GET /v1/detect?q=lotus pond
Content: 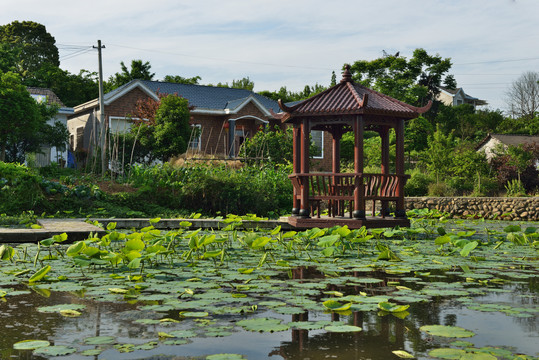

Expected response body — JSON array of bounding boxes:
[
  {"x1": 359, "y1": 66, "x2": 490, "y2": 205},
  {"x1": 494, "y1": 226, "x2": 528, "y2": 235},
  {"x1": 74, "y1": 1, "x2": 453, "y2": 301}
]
[{"x1": 0, "y1": 215, "x2": 538, "y2": 360}]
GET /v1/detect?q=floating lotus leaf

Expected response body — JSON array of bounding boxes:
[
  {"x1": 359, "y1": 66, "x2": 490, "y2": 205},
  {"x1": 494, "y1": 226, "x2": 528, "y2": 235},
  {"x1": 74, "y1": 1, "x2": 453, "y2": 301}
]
[
  {"x1": 33, "y1": 345, "x2": 77, "y2": 356},
  {"x1": 206, "y1": 354, "x2": 245, "y2": 360},
  {"x1": 236, "y1": 317, "x2": 289, "y2": 332},
  {"x1": 84, "y1": 336, "x2": 116, "y2": 345},
  {"x1": 391, "y1": 350, "x2": 415, "y2": 358},
  {"x1": 59, "y1": 309, "x2": 81, "y2": 317},
  {"x1": 168, "y1": 330, "x2": 197, "y2": 338},
  {"x1": 13, "y1": 340, "x2": 50, "y2": 350},
  {"x1": 428, "y1": 348, "x2": 466, "y2": 359},
  {"x1": 325, "y1": 325, "x2": 362, "y2": 332},
  {"x1": 81, "y1": 349, "x2": 103, "y2": 356},
  {"x1": 323, "y1": 299, "x2": 352, "y2": 312},
  {"x1": 37, "y1": 304, "x2": 86, "y2": 313},
  {"x1": 180, "y1": 311, "x2": 209, "y2": 317},
  {"x1": 420, "y1": 325, "x2": 475, "y2": 338},
  {"x1": 459, "y1": 353, "x2": 497, "y2": 360}
]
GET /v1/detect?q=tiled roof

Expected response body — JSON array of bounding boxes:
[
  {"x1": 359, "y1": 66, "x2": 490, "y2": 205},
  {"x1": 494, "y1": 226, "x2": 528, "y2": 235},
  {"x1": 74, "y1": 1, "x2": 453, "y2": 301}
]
[
  {"x1": 477, "y1": 133, "x2": 539, "y2": 149},
  {"x1": 26, "y1": 87, "x2": 65, "y2": 107},
  {"x1": 107, "y1": 80, "x2": 280, "y2": 113},
  {"x1": 279, "y1": 66, "x2": 430, "y2": 122}
]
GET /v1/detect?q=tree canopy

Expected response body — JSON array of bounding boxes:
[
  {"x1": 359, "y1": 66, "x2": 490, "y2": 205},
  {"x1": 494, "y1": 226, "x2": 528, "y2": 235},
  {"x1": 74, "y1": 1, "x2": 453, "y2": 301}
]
[
  {"x1": 105, "y1": 59, "x2": 155, "y2": 92},
  {"x1": 0, "y1": 71, "x2": 57, "y2": 162},
  {"x1": 349, "y1": 48, "x2": 453, "y2": 106},
  {"x1": 0, "y1": 21, "x2": 59, "y2": 77}
]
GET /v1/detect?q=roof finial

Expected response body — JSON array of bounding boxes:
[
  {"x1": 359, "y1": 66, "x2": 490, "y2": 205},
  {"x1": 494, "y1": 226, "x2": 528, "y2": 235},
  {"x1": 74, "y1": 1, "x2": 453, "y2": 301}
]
[{"x1": 341, "y1": 64, "x2": 352, "y2": 83}]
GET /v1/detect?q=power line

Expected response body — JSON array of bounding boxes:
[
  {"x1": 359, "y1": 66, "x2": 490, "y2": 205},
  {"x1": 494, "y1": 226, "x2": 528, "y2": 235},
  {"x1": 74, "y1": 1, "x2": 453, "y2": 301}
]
[
  {"x1": 455, "y1": 56, "x2": 539, "y2": 66},
  {"x1": 107, "y1": 43, "x2": 335, "y2": 71}
]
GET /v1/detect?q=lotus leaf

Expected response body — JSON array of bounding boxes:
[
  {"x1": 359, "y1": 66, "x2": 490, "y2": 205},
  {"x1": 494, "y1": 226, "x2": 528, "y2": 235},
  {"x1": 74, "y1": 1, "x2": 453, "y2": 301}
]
[
  {"x1": 420, "y1": 325, "x2": 475, "y2": 338},
  {"x1": 13, "y1": 340, "x2": 50, "y2": 350}
]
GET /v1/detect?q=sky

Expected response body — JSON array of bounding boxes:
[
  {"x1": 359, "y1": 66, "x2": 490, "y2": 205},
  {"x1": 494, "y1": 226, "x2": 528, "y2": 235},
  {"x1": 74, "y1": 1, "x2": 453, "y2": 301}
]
[{"x1": 2, "y1": 0, "x2": 539, "y2": 111}]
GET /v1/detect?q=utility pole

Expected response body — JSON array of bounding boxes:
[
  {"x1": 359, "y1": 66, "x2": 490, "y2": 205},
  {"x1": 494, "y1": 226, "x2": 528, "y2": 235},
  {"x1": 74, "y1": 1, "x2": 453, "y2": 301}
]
[{"x1": 94, "y1": 40, "x2": 106, "y2": 175}]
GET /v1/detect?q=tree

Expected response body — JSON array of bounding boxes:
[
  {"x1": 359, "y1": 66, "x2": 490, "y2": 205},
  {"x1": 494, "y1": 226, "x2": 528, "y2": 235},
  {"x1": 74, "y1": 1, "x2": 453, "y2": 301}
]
[
  {"x1": 42, "y1": 120, "x2": 69, "y2": 163},
  {"x1": 231, "y1": 77, "x2": 254, "y2": 91},
  {"x1": 0, "y1": 71, "x2": 56, "y2": 161},
  {"x1": 163, "y1": 75, "x2": 201, "y2": 85},
  {"x1": 152, "y1": 94, "x2": 192, "y2": 162},
  {"x1": 0, "y1": 43, "x2": 18, "y2": 73},
  {"x1": 23, "y1": 63, "x2": 98, "y2": 107},
  {"x1": 349, "y1": 48, "x2": 453, "y2": 106},
  {"x1": 505, "y1": 71, "x2": 539, "y2": 120},
  {"x1": 105, "y1": 59, "x2": 154, "y2": 92},
  {"x1": 0, "y1": 21, "x2": 59, "y2": 77}
]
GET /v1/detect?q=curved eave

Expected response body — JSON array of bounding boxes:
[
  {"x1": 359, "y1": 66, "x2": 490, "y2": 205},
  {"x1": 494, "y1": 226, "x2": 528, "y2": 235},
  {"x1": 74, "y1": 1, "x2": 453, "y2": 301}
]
[{"x1": 281, "y1": 107, "x2": 424, "y2": 123}]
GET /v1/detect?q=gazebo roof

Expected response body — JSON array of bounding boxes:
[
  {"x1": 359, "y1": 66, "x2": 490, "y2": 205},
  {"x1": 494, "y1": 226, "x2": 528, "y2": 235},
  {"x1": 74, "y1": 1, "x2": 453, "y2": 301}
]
[{"x1": 276, "y1": 65, "x2": 431, "y2": 122}]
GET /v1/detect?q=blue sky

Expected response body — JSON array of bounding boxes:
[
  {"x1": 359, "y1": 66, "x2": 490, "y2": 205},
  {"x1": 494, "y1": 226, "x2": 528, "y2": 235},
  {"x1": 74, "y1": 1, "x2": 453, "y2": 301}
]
[{"x1": 2, "y1": 0, "x2": 539, "y2": 111}]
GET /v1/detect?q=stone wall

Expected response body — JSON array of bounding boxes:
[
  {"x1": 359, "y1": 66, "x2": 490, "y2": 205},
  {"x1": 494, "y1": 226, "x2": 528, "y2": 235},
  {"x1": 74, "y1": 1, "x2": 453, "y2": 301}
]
[{"x1": 405, "y1": 197, "x2": 539, "y2": 221}]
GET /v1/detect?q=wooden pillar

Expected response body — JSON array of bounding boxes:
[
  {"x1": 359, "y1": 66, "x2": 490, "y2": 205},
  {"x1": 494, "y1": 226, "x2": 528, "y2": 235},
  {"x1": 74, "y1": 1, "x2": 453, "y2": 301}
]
[
  {"x1": 380, "y1": 127, "x2": 390, "y2": 217},
  {"x1": 395, "y1": 119, "x2": 406, "y2": 218},
  {"x1": 331, "y1": 127, "x2": 342, "y2": 217},
  {"x1": 353, "y1": 115, "x2": 365, "y2": 219},
  {"x1": 299, "y1": 119, "x2": 310, "y2": 218},
  {"x1": 332, "y1": 126, "x2": 342, "y2": 174},
  {"x1": 291, "y1": 124, "x2": 301, "y2": 216}
]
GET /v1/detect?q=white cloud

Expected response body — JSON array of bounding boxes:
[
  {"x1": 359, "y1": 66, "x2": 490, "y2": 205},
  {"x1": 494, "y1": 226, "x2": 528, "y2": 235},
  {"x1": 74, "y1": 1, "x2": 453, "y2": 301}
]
[{"x1": 2, "y1": 0, "x2": 539, "y2": 109}]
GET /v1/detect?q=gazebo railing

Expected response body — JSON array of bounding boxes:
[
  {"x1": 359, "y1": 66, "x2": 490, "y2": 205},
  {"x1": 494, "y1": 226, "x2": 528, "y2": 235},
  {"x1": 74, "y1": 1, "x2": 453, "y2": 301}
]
[{"x1": 289, "y1": 173, "x2": 408, "y2": 218}]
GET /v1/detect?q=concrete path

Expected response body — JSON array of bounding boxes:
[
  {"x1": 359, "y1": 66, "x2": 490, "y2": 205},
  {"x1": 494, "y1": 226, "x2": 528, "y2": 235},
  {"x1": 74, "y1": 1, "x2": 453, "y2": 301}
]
[{"x1": 0, "y1": 217, "x2": 294, "y2": 243}]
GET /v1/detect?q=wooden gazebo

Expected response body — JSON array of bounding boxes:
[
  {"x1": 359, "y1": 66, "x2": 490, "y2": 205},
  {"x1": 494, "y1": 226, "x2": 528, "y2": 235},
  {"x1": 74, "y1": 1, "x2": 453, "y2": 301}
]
[{"x1": 276, "y1": 65, "x2": 431, "y2": 229}]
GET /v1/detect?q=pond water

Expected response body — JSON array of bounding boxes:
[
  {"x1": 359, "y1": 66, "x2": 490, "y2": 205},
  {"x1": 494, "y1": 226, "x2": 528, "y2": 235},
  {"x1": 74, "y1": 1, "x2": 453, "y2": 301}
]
[{"x1": 0, "y1": 219, "x2": 538, "y2": 359}]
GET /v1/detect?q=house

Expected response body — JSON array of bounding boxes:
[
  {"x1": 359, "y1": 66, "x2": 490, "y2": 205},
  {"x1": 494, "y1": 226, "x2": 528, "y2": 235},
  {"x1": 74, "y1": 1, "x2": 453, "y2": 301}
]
[
  {"x1": 67, "y1": 80, "x2": 332, "y2": 168},
  {"x1": 476, "y1": 133, "x2": 539, "y2": 161},
  {"x1": 437, "y1": 87, "x2": 487, "y2": 109},
  {"x1": 27, "y1": 87, "x2": 74, "y2": 167}
]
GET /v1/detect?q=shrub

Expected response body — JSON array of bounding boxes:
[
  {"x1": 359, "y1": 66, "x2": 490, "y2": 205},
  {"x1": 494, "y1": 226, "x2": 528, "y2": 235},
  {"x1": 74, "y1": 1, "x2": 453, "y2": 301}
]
[
  {"x1": 405, "y1": 169, "x2": 434, "y2": 196},
  {"x1": 427, "y1": 182, "x2": 453, "y2": 197},
  {"x1": 0, "y1": 162, "x2": 44, "y2": 214}
]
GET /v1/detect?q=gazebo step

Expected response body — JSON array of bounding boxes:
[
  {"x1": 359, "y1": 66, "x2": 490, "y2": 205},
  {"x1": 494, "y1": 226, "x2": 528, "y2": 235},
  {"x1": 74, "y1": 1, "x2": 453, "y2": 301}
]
[{"x1": 287, "y1": 216, "x2": 410, "y2": 230}]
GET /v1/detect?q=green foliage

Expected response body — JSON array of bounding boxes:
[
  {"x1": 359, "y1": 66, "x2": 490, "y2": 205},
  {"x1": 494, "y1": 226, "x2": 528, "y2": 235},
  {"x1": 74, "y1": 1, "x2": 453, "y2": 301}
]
[
  {"x1": 23, "y1": 64, "x2": 98, "y2": 107},
  {"x1": 405, "y1": 169, "x2": 434, "y2": 196},
  {"x1": 0, "y1": 71, "x2": 43, "y2": 161},
  {"x1": 349, "y1": 48, "x2": 452, "y2": 106},
  {"x1": 152, "y1": 94, "x2": 192, "y2": 161},
  {"x1": 105, "y1": 59, "x2": 154, "y2": 92},
  {"x1": 0, "y1": 162, "x2": 43, "y2": 213},
  {"x1": 504, "y1": 179, "x2": 526, "y2": 197},
  {"x1": 240, "y1": 126, "x2": 292, "y2": 165},
  {"x1": 163, "y1": 74, "x2": 201, "y2": 85},
  {"x1": 0, "y1": 21, "x2": 59, "y2": 76}
]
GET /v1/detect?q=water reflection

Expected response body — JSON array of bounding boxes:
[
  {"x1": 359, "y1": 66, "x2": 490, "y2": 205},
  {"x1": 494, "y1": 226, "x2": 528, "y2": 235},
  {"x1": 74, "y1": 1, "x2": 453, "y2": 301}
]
[{"x1": 0, "y1": 264, "x2": 537, "y2": 359}]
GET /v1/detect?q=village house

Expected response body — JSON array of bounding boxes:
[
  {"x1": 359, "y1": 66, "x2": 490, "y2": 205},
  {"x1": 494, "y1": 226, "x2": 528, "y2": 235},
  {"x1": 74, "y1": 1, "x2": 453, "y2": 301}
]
[
  {"x1": 436, "y1": 87, "x2": 487, "y2": 109},
  {"x1": 67, "y1": 80, "x2": 332, "y2": 169},
  {"x1": 476, "y1": 133, "x2": 539, "y2": 164},
  {"x1": 27, "y1": 87, "x2": 73, "y2": 167}
]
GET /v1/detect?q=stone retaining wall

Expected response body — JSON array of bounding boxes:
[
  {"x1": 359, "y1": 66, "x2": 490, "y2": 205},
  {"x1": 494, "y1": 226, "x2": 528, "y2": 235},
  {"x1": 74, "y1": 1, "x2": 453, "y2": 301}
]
[{"x1": 405, "y1": 197, "x2": 539, "y2": 221}]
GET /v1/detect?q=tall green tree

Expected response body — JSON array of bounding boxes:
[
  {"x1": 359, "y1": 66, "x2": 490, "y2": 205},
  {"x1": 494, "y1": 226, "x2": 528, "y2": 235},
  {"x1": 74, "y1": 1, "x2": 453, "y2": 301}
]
[
  {"x1": 152, "y1": 94, "x2": 192, "y2": 162},
  {"x1": 23, "y1": 63, "x2": 98, "y2": 107},
  {"x1": 349, "y1": 48, "x2": 453, "y2": 106},
  {"x1": 163, "y1": 75, "x2": 201, "y2": 85},
  {"x1": 105, "y1": 59, "x2": 154, "y2": 92},
  {"x1": 0, "y1": 21, "x2": 59, "y2": 77},
  {"x1": 0, "y1": 71, "x2": 55, "y2": 161}
]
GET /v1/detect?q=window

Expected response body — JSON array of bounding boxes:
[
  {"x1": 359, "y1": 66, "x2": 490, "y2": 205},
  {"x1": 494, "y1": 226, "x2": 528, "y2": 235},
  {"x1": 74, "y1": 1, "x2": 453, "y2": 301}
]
[
  {"x1": 311, "y1": 130, "x2": 324, "y2": 159},
  {"x1": 188, "y1": 124, "x2": 202, "y2": 151},
  {"x1": 109, "y1": 117, "x2": 133, "y2": 134}
]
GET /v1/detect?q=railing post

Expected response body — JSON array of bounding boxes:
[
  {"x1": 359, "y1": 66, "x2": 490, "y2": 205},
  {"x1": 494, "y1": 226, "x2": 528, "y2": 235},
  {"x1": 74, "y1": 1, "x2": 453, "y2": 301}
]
[{"x1": 291, "y1": 125, "x2": 301, "y2": 216}]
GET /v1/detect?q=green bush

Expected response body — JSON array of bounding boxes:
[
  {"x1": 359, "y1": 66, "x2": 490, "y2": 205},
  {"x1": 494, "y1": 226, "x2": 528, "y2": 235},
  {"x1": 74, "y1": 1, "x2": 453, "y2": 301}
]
[
  {"x1": 0, "y1": 162, "x2": 44, "y2": 214},
  {"x1": 427, "y1": 182, "x2": 453, "y2": 197},
  {"x1": 446, "y1": 176, "x2": 474, "y2": 195},
  {"x1": 405, "y1": 169, "x2": 434, "y2": 196}
]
